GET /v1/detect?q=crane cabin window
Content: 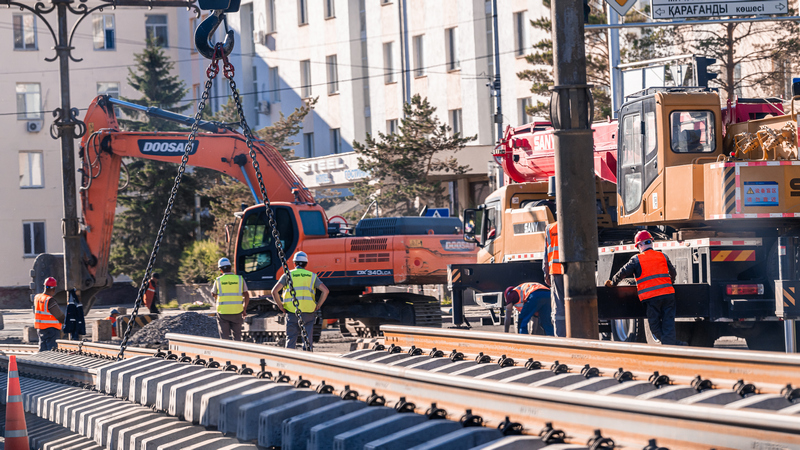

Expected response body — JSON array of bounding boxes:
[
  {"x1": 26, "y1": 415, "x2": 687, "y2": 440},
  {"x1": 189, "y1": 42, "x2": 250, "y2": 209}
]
[
  {"x1": 620, "y1": 113, "x2": 643, "y2": 213},
  {"x1": 240, "y1": 208, "x2": 296, "y2": 273},
  {"x1": 299, "y1": 211, "x2": 326, "y2": 236},
  {"x1": 670, "y1": 111, "x2": 715, "y2": 153}
]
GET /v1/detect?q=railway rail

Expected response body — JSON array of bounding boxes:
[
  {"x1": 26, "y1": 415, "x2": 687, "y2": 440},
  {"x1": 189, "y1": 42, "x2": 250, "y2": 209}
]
[{"x1": 0, "y1": 330, "x2": 798, "y2": 449}]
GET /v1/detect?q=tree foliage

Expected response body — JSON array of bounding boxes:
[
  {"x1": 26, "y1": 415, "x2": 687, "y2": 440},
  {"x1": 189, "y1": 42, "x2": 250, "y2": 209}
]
[
  {"x1": 178, "y1": 240, "x2": 224, "y2": 284},
  {"x1": 352, "y1": 95, "x2": 475, "y2": 217},
  {"x1": 257, "y1": 97, "x2": 318, "y2": 160},
  {"x1": 672, "y1": 16, "x2": 799, "y2": 101}
]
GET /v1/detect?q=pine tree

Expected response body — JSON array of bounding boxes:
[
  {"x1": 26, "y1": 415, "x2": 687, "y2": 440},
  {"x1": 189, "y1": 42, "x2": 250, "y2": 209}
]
[
  {"x1": 352, "y1": 95, "x2": 475, "y2": 217},
  {"x1": 110, "y1": 40, "x2": 204, "y2": 287},
  {"x1": 257, "y1": 97, "x2": 318, "y2": 160}
]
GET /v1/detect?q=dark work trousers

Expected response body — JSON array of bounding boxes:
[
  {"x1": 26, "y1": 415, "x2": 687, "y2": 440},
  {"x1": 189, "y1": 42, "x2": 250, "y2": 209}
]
[
  {"x1": 518, "y1": 290, "x2": 555, "y2": 335},
  {"x1": 550, "y1": 274, "x2": 566, "y2": 337},
  {"x1": 643, "y1": 294, "x2": 677, "y2": 345},
  {"x1": 217, "y1": 313, "x2": 244, "y2": 341},
  {"x1": 37, "y1": 327, "x2": 60, "y2": 352},
  {"x1": 286, "y1": 312, "x2": 316, "y2": 351}
]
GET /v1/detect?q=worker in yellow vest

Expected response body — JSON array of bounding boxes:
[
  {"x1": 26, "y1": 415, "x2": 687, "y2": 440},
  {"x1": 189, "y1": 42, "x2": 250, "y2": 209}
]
[
  {"x1": 211, "y1": 257, "x2": 249, "y2": 341},
  {"x1": 271, "y1": 251, "x2": 329, "y2": 351},
  {"x1": 33, "y1": 277, "x2": 64, "y2": 351}
]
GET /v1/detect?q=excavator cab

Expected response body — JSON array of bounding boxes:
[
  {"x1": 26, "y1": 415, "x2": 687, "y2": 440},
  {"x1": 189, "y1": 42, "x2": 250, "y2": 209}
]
[{"x1": 235, "y1": 205, "x2": 299, "y2": 289}]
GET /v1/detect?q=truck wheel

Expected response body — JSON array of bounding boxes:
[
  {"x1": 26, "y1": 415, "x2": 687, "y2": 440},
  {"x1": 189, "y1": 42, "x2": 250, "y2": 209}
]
[{"x1": 610, "y1": 319, "x2": 644, "y2": 342}]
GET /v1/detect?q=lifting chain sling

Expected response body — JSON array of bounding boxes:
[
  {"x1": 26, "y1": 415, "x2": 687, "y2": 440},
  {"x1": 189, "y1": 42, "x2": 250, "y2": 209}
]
[{"x1": 117, "y1": 44, "x2": 312, "y2": 359}]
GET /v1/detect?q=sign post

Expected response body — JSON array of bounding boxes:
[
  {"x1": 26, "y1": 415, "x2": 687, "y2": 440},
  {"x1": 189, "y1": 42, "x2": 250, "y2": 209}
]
[{"x1": 651, "y1": 0, "x2": 788, "y2": 19}]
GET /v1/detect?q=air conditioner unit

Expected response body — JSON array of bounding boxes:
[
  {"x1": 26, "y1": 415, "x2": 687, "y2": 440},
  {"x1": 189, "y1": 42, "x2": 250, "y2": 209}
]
[
  {"x1": 26, "y1": 121, "x2": 43, "y2": 133},
  {"x1": 253, "y1": 30, "x2": 265, "y2": 46},
  {"x1": 257, "y1": 100, "x2": 271, "y2": 115}
]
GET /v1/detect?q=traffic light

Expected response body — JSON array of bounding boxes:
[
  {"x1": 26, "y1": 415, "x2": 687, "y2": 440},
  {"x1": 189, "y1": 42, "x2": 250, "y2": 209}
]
[{"x1": 695, "y1": 56, "x2": 718, "y2": 88}]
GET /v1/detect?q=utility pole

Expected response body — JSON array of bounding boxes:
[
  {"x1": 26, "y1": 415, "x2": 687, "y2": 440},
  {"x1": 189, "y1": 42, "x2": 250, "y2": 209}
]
[
  {"x1": 491, "y1": 0, "x2": 502, "y2": 143},
  {"x1": 549, "y1": 0, "x2": 599, "y2": 339},
  {"x1": 607, "y1": 8, "x2": 622, "y2": 118}
]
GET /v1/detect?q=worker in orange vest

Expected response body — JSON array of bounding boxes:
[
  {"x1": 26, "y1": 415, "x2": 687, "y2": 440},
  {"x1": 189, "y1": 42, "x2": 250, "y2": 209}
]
[
  {"x1": 33, "y1": 277, "x2": 64, "y2": 351},
  {"x1": 106, "y1": 309, "x2": 120, "y2": 338},
  {"x1": 605, "y1": 231, "x2": 685, "y2": 346},
  {"x1": 543, "y1": 222, "x2": 565, "y2": 336},
  {"x1": 144, "y1": 273, "x2": 160, "y2": 314},
  {"x1": 504, "y1": 282, "x2": 554, "y2": 335}
]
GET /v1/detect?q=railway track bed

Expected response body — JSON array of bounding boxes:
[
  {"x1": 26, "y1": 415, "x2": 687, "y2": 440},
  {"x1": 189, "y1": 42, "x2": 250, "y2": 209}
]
[{"x1": 0, "y1": 327, "x2": 798, "y2": 449}]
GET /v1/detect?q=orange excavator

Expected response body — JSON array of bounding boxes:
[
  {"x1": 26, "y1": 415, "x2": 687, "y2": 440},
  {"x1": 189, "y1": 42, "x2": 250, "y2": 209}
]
[{"x1": 31, "y1": 95, "x2": 476, "y2": 327}]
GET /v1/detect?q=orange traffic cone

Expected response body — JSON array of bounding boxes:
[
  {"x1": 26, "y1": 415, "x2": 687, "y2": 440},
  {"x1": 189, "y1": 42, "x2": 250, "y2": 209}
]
[{"x1": 5, "y1": 355, "x2": 29, "y2": 450}]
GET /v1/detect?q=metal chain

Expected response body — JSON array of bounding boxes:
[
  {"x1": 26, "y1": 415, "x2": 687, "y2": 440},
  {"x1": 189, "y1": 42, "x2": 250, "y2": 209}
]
[
  {"x1": 116, "y1": 51, "x2": 219, "y2": 361},
  {"x1": 219, "y1": 52, "x2": 313, "y2": 351}
]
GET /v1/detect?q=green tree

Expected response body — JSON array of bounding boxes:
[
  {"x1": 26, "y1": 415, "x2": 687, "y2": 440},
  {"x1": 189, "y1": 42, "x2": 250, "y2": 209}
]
[
  {"x1": 110, "y1": 40, "x2": 203, "y2": 286},
  {"x1": 352, "y1": 95, "x2": 475, "y2": 217},
  {"x1": 178, "y1": 240, "x2": 224, "y2": 284},
  {"x1": 257, "y1": 97, "x2": 318, "y2": 160},
  {"x1": 118, "y1": 38, "x2": 189, "y2": 131}
]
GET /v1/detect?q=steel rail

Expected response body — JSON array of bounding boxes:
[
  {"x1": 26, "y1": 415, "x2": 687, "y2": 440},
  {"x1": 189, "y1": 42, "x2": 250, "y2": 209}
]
[
  {"x1": 382, "y1": 325, "x2": 800, "y2": 394},
  {"x1": 166, "y1": 332, "x2": 800, "y2": 449},
  {"x1": 0, "y1": 344, "x2": 38, "y2": 355},
  {"x1": 55, "y1": 340, "x2": 157, "y2": 359}
]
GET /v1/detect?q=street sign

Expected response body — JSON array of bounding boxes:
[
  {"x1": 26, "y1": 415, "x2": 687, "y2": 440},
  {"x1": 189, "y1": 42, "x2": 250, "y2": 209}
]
[
  {"x1": 605, "y1": 0, "x2": 639, "y2": 16},
  {"x1": 424, "y1": 208, "x2": 450, "y2": 218},
  {"x1": 651, "y1": 0, "x2": 788, "y2": 19}
]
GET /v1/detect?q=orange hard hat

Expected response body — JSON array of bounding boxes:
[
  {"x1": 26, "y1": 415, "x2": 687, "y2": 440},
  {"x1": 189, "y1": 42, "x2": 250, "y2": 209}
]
[
  {"x1": 43, "y1": 277, "x2": 57, "y2": 288},
  {"x1": 634, "y1": 230, "x2": 654, "y2": 247}
]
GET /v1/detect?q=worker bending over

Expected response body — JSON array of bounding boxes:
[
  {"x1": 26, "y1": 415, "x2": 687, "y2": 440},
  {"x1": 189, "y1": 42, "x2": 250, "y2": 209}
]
[
  {"x1": 211, "y1": 257, "x2": 249, "y2": 341},
  {"x1": 271, "y1": 251, "x2": 329, "y2": 351},
  {"x1": 34, "y1": 277, "x2": 64, "y2": 351},
  {"x1": 505, "y1": 282, "x2": 554, "y2": 335},
  {"x1": 605, "y1": 231, "x2": 685, "y2": 346}
]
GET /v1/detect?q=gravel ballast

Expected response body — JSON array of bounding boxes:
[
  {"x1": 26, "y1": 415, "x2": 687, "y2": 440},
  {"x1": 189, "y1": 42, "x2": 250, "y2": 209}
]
[{"x1": 128, "y1": 312, "x2": 219, "y2": 348}]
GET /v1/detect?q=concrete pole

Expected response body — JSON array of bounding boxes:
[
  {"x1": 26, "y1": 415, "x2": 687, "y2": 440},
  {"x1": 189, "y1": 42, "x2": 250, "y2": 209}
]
[
  {"x1": 549, "y1": 0, "x2": 599, "y2": 339},
  {"x1": 607, "y1": 9, "x2": 622, "y2": 118},
  {"x1": 491, "y1": 0, "x2": 502, "y2": 143}
]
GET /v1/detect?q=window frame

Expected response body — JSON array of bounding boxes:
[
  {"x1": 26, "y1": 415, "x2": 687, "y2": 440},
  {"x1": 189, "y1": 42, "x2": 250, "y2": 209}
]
[
  {"x1": 450, "y1": 109, "x2": 462, "y2": 136},
  {"x1": 387, "y1": 119, "x2": 398, "y2": 134},
  {"x1": 13, "y1": 14, "x2": 37, "y2": 51},
  {"x1": 445, "y1": 27, "x2": 459, "y2": 71},
  {"x1": 518, "y1": 98, "x2": 531, "y2": 125},
  {"x1": 513, "y1": 11, "x2": 527, "y2": 57},
  {"x1": 22, "y1": 221, "x2": 46, "y2": 257},
  {"x1": 669, "y1": 110, "x2": 716, "y2": 154},
  {"x1": 383, "y1": 42, "x2": 395, "y2": 84},
  {"x1": 300, "y1": 60, "x2": 312, "y2": 98},
  {"x1": 298, "y1": 0, "x2": 309, "y2": 25},
  {"x1": 269, "y1": 66, "x2": 281, "y2": 102},
  {"x1": 299, "y1": 211, "x2": 327, "y2": 236},
  {"x1": 331, "y1": 128, "x2": 341, "y2": 154},
  {"x1": 326, "y1": 55, "x2": 339, "y2": 94},
  {"x1": 19, "y1": 151, "x2": 44, "y2": 189},
  {"x1": 325, "y1": 0, "x2": 335, "y2": 19},
  {"x1": 16, "y1": 83, "x2": 41, "y2": 120},
  {"x1": 303, "y1": 132, "x2": 315, "y2": 158},
  {"x1": 145, "y1": 14, "x2": 169, "y2": 47},
  {"x1": 92, "y1": 14, "x2": 115, "y2": 51},
  {"x1": 413, "y1": 35, "x2": 425, "y2": 77}
]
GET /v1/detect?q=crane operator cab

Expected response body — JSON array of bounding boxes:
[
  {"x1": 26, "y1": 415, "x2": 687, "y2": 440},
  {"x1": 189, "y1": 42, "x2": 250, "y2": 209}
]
[{"x1": 616, "y1": 88, "x2": 723, "y2": 227}]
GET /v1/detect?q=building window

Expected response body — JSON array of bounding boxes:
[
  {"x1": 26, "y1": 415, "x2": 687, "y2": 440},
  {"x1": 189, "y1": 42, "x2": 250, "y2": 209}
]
[
  {"x1": 266, "y1": 0, "x2": 276, "y2": 33},
  {"x1": 381, "y1": 0, "x2": 392, "y2": 4},
  {"x1": 16, "y1": 83, "x2": 41, "y2": 120},
  {"x1": 450, "y1": 109, "x2": 463, "y2": 136},
  {"x1": 446, "y1": 27, "x2": 459, "y2": 71},
  {"x1": 734, "y1": 63, "x2": 742, "y2": 98},
  {"x1": 22, "y1": 221, "x2": 45, "y2": 257},
  {"x1": 387, "y1": 119, "x2": 398, "y2": 134},
  {"x1": 298, "y1": 0, "x2": 308, "y2": 25},
  {"x1": 413, "y1": 35, "x2": 425, "y2": 77},
  {"x1": 519, "y1": 98, "x2": 532, "y2": 125},
  {"x1": 331, "y1": 128, "x2": 341, "y2": 154},
  {"x1": 145, "y1": 15, "x2": 168, "y2": 47},
  {"x1": 92, "y1": 14, "x2": 115, "y2": 50},
  {"x1": 303, "y1": 132, "x2": 315, "y2": 158},
  {"x1": 514, "y1": 11, "x2": 527, "y2": 57},
  {"x1": 327, "y1": 55, "x2": 339, "y2": 94},
  {"x1": 269, "y1": 66, "x2": 280, "y2": 102},
  {"x1": 19, "y1": 152, "x2": 43, "y2": 188},
  {"x1": 300, "y1": 60, "x2": 312, "y2": 98},
  {"x1": 97, "y1": 82, "x2": 120, "y2": 98},
  {"x1": 13, "y1": 14, "x2": 37, "y2": 50},
  {"x1": 325, "y1": 0, "x2": 335, "y2": 18},
  {"x1": 383, "y1": 42, "x2": 395, "y2": 83}
]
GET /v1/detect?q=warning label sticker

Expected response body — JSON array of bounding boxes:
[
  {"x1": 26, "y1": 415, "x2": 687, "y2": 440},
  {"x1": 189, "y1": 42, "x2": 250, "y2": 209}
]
[{"x1": 744, "y1": 181, "x2": 779, "y2": 207}]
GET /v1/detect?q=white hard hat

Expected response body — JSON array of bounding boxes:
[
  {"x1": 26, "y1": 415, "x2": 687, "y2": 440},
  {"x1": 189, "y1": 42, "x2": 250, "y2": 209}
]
[
  {"x1": 293, "y1": 251, "x2": 308, "y2": 263},
  {"x1": 218, "y1": 257, "x2": 231, "y2": 268}
]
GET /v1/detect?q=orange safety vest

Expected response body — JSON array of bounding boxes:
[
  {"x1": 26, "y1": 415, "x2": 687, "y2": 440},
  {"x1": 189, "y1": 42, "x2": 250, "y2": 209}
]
[
  {"x1": 34, "y1": 293, "x2": 60, "y2": 330},
  {"x1": 107, "y1": 316, "x2": 117, "y2": 337},
  {"x1": 545, "y1": 223, "x2": 564, "y2": 275},
  {"x1": 514, "y1": 282, "x2": 549, "y2": 303},
  {"x1": 144, "y1": 279, "x2": 157, "y2": 306},
  {"x1": 635, "y1": 250, "x2": 675, "y2": 301}
]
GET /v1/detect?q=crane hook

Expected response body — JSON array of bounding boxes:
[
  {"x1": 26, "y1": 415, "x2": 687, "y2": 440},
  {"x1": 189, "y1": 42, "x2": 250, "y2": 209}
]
[{"x1": 194, "y1": 10, "x2": 234, "y2": 60}]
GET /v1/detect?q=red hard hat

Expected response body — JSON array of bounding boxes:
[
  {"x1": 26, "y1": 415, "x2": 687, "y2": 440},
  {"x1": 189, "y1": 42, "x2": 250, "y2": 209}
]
[
  {"x1": 43, "y1": 277, "x2": 57, "y2": 288},
  {"x1": 634, "y1": 230, "x2": 654, "y2": 247},
  {"x1": 504, "y1": 287, "x2": 520, "y2": 305}
]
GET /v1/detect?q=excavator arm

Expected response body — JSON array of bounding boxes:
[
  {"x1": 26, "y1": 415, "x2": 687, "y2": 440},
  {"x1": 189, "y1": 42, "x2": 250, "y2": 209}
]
[{"x1": 43, "y1": 95, "x2": 312, "y2": 310}]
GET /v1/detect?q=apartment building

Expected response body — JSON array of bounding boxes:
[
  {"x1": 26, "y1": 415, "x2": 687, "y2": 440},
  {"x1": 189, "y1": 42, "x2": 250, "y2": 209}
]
[{"x1": 0, "y1": 5, "x2": 193, "y2": 290}]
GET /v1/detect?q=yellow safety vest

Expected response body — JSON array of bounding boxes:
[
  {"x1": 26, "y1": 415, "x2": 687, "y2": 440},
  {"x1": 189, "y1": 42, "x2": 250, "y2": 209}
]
[
  {"x1": 215, "y1": 273, "x2": 245, "y2": 314},
  {"x1": 282, "y1": 268, "x2": 318, "y2": 313}
]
